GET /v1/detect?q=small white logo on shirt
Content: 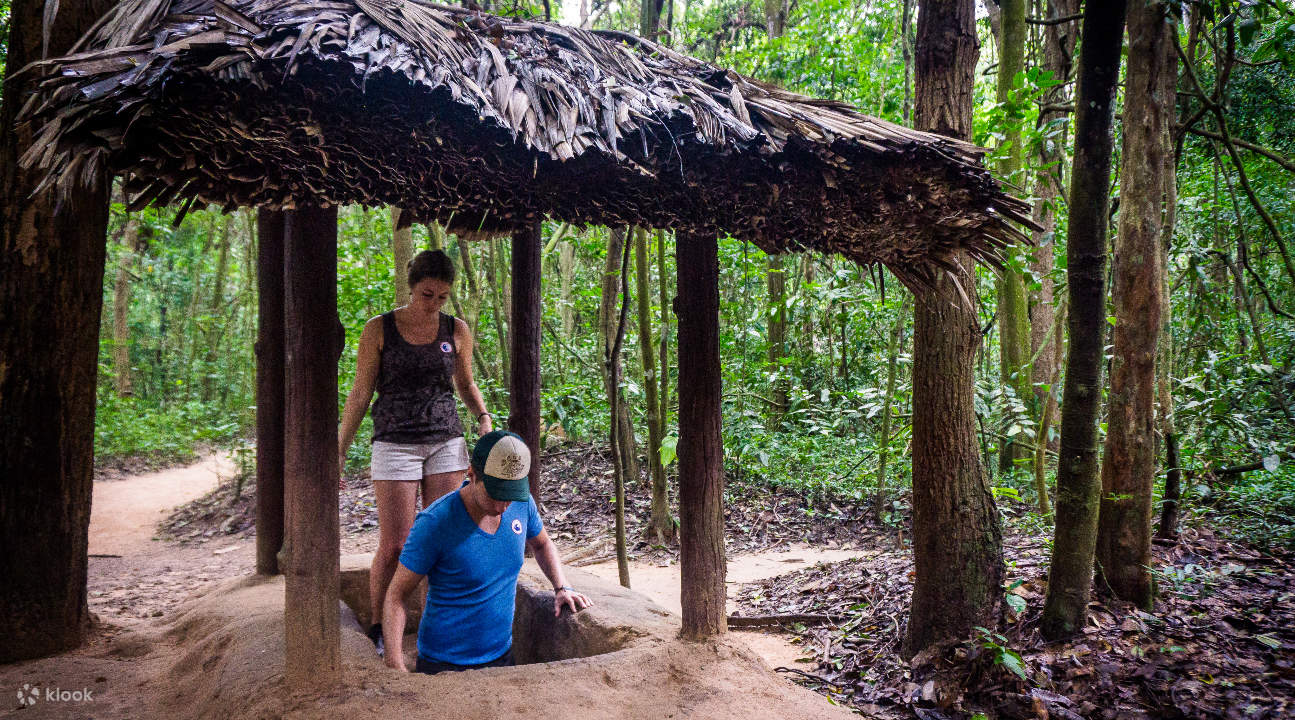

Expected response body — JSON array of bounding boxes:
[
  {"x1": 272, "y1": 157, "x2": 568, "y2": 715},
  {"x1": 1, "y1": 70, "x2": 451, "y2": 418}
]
[
  {"x1": 511, "y1": 518, "x2": 523, "y2": 535},
  {"x1": 440, "y1": 341, "x2": 452, "y2": 353}
]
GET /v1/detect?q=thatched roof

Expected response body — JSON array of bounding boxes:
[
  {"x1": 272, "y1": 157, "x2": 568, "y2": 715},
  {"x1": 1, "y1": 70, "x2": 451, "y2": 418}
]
[{"x1": 20, "y1": 0, "x2": 1035, "y2": 286}]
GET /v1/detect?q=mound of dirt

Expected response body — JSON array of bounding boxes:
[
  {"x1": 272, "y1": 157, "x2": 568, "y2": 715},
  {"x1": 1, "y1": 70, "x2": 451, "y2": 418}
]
[{"x1": 3, "y1": 564, "x2": 861, "y2": 720}]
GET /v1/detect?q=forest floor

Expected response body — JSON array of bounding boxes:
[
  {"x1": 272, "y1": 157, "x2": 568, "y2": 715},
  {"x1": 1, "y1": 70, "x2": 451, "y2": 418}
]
[{"x1": 117, "y1": 445, "x2": 1294, "y2": 719}]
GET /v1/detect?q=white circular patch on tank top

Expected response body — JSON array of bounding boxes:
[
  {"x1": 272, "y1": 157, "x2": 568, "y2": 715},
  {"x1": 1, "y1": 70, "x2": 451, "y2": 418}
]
[
  {"x1": 511, "y1": 518, "x2": 523, "y2": 535},
  {"x1": 440, "y1": 341, "x2": 452, "y2": 353}
]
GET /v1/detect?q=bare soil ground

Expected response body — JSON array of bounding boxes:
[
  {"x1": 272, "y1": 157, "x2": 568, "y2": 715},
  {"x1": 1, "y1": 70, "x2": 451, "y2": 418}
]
[
  {"x1": 5, "y1": 449, "x2": 860, "y2": 720},
  {"x1": 11, "y1": 446, "x2": 1291, "y2": 720}
]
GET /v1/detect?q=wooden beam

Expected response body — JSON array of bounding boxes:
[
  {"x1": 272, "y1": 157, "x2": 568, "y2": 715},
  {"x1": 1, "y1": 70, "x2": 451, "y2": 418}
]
[
  {"x1": 509, "y1": 221, "x2": 543, "y2": 501},
  {"x1": 675, "y1": 229, "x2": 726, "y2": 639},
  {"x1": 282, "y1": 204, "x2": 341, "y2": 688},
  {"x1": 255, "y1": 209, "x2": 285, "y2": 575}
]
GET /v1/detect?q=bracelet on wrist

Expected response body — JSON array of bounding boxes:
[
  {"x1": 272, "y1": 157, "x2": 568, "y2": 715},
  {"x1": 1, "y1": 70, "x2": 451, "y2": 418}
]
[
  {"x1": 555, "y1": 585, "x2": 575, "y2": 594},
  {"x1": 476, "y1": 411, "x2": 492, "y2": 422}
]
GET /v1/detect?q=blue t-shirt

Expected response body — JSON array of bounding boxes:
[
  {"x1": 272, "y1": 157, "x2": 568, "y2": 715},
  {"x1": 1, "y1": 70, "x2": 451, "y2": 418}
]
[{"x1": 398, "y1": 489, "x2": 543, "y2": 665}]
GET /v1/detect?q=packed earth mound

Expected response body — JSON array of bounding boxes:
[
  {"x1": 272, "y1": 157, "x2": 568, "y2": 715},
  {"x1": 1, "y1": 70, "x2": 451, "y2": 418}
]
[{"x1": 3, "y1": 562, "x2": 859, "y2": 720}]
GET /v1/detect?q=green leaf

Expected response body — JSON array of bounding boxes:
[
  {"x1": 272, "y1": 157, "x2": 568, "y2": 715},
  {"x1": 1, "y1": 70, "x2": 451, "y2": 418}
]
[
  {"x1": 1000, "y1": 649, "x2": 1029, "y2": 680},
  {"x1": 1005, "y1": 593, "x2": 1027, "y2": 614},
  {"x1": 1256, "y1": 634, "x2": 1281, "y2": 649}
]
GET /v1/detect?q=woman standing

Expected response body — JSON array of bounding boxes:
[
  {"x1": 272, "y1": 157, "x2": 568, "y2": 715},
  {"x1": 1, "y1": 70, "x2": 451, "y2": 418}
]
[{"x1": 338, "y1": 249, "x2": 492, "y2": 655}]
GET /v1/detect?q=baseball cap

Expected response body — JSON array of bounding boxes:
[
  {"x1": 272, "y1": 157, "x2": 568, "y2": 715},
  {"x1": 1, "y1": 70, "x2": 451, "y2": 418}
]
[{"x1": 471, "y1": 430, "x2": 532, "y2": 502}]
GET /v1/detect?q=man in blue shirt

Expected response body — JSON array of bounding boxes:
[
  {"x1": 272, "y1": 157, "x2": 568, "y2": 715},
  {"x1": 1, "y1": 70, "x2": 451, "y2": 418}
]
[{"x1": 382, "y1": 430, "x2": 592, "y2": 673}]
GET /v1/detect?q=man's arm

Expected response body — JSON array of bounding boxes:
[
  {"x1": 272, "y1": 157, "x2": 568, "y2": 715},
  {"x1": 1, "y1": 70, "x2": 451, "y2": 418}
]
[
  {"x1": 382, "y1": 564, "x2": 424, "y2": 671},
  {"x1": 526, "y1": 529, "x2": 593, "y2": 617}
]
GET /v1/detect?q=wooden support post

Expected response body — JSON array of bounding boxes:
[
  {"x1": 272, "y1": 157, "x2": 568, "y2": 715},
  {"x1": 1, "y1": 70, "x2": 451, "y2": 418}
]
[
  {"x1": 255, "y1": 209, "x2": 285, "y2": 576},
  {"x1": 675, "y1": 229, "x2": 726, "y2": 639},
  {"x1": 282, "y1": 204, "x2": 341, "y2": 688},
  {"x1": 509, "y1": 221, "x2": 543, "y2": 501}
]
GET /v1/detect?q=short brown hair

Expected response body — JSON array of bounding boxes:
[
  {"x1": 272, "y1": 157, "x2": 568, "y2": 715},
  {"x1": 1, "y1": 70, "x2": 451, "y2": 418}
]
[{"x1": 408, "y1": 249, "x2": 455, "y2": 288}]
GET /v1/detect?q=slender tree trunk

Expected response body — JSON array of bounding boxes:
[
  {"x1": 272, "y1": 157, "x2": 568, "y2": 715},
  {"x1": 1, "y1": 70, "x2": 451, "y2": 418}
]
[
  {"x1": 1096, "y1": 0, "x2": 1170, "y2": 610},
  {"x1": 113, "y1": 214, "x2": 143, "y2": 397},
  {"x1": 766, "y1": 255, "x2": 788, "y2": 422},
  {"x1": 638, "y1": 228, "x2": 675, "y2": 543},
  {"x1": 609, "y1": 238, "x2": 633, "y2": 587},
  {"x1": 907, "y1": 0, "x2": 1005, "y2": 656},
  {"x1": 599, "y1": 228, "x2": 642, "y2": 493},
  {"x1": 676, "y1": 229, "x2": 726, "y2": 639},
  {"x1": 510, "y1": 223, "x2": 543, "y2": 502},
  {"x1": 201, "y1": 214, "x2": 233, "y2": 401},
  {"x1": 560, "y1": 240, "x2": 576, "y2": 336},
  {"x1": 1031, "y1": 0, "x2": 1079, "y2": 454},
  {"x1": 282, "y1": 205, "x2": 341, "y2": 688},
  {"x1": 256, "y1": 210, "x2": 286, "y2": 575},
  {"x1": 487, "y1": 238, "x2": 511, "y2": 383},
  {"x1": 995, "y1": 0, "x2": 1032, "y2": 474},
  {"x1": 657, "y1": 230, "x2": 671, "y2": 455},
  {"x1": 392, "y1": 208, "x2": 414, "y2": 305},
  {"x1": 0, "y1": 0, "x2": 113, "y2": 663},
  {"x1": 874, "y1": 294, "x2": 910, "y2": 519},
  {"x1": 1041, "y1": 0, "x2": 1128, "y2": 640}
]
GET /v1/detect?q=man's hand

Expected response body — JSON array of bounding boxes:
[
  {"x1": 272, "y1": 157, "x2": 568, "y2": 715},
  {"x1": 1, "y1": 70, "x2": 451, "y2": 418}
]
[{"x1": 553, "y1": 587, "x2": 592, "y2": 617}]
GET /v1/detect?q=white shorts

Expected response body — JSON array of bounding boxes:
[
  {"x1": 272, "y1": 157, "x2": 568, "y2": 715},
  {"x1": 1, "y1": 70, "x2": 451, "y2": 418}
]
[{"x1": 370, "y1": 437, "x2": 469, "y2": 481}]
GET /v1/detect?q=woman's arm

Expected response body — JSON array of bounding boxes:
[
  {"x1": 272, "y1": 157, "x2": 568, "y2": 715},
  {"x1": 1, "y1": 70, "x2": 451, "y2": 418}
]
[
  {"x1": 338, "y1": 317, "x2": 383, "y2": 475},
  {"x1": 451, "y1": 317, "x2": 492, "y2": 436}
]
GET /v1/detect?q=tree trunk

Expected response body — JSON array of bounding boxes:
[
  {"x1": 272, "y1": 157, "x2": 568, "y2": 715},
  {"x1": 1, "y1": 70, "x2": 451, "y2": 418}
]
[
  {"x1": 599, "y1": 228, "x2": 642, "y2": 494},
  {"x1": 282, "y1": 205, "x2": 342, "y2": 688},
  {"x1": 392, "y1": 208, "x2": 414, "y2": 306},
  {"x1": 201, "y1": 214, "x2": 233, "y2": 401},
  {"x1": 1041, "y1": 0, "x2": 1128, "y2": 641},
  {"x1": 510, "y1": 222, "x2": 543, "y2": 502},
  {"x1": 1031, "y1": 0, "x2": 1079, "y2": 455},
  {"x1": 906, "y1": 0, "x2": 1005, "y2": 656},
  {"x1": 113, "y1": 214, "x2": 143, "y2": 397},
  {"x1": 487, "y1": 238, "x2": 511, "y2": 383},
  {"x1": 609, "y1": 238, "x2": 633, "y2": 588},
  {"x1": 874, "y1": 293, "x2": 910, "y2": 519},
  {"x1": 995, "y1": 0, "x2": 1032, "y2": 474},
  {"x1": 657, "y1": 230, "x2": 671, "y2": 460},
  {"x1": 766, "y1": 255, "x2": 789, "y2": 422},
  {"x1": 560, "y1": 239, "x2": 576, "y2": 336},
  {"x1": 1096, "y1": 0, "x2": 1170, "y2": 609},
  {"x1": 676, "y1": 229, "x2": 726, "y2": 639},
  {"x1": 636, "y1": 228, "x2": 675, "y2": 544},
  {"x1": 256, "y1": 210, "x2": 286, "y2": 576},
  {"x1": 0, "y1": 0, "x2": 113, "y2": 663}
]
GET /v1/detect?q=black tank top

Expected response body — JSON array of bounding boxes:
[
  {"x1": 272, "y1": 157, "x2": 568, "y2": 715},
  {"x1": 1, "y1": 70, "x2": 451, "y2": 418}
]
[{"x1": 370, "y1": 311, "x2": 465, "y2": 444}]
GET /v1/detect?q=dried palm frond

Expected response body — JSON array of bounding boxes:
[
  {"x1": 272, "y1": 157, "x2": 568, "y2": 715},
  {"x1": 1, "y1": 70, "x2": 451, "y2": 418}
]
[{"x1": 19, "y1": 0, "x2": 1037, "y2": 287}]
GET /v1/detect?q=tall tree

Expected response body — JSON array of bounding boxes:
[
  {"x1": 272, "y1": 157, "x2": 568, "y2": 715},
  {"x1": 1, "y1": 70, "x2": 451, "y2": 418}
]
[
  {"x1": 764, "y1": 0, "x2": 790, "y2": 424},
  {"x1": 392, "y1": 208, "x2": 414, "y2": 305},
  {"x1": 0, "y1": 0, "x2": 114, "y2": 662},
  {"x1": 637, "y1": 228, "x2": 675, "y2": 543},
  {"x1": 113, "y1": 212, "x2": 144, "y2": 397},
  {"x1": 906, "y1": 0, "x2": 1005, "y2": 655},
  {"x1": 1095, "y1": 0, "x2": 1171, "y2": 609},
  {"x1": 994, "y1": 0, "x2": 1032, "y2": 473},
  {"x1": 599, "y1": 228, "x2": 642, "y2": 497},
  {"x1": 1030, "y1": 0, "x2": 1080, "y2": 456},
  {"x1": 1041, "y1": 0, "x2": 1129, "y2": 640}
]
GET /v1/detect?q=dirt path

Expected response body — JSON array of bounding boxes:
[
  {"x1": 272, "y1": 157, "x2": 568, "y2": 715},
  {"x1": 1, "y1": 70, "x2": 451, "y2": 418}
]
[
  {"x1": 90, "y1": 453, "x2": 235, "y2": 555},
  {"x1": 583, "y1": 546, "x2": 869, "y2": 668}
]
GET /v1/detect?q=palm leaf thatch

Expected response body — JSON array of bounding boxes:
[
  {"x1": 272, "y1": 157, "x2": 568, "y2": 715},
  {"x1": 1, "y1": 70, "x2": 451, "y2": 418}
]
[{"x1": 20, "y1": 0, "x2": 1036, "y2": 286}]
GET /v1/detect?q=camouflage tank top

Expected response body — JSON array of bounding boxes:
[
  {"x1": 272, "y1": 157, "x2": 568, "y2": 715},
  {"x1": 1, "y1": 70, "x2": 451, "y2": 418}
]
[{"x1": 370, "y1": 311, "x2": 465, "y2": 444}]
